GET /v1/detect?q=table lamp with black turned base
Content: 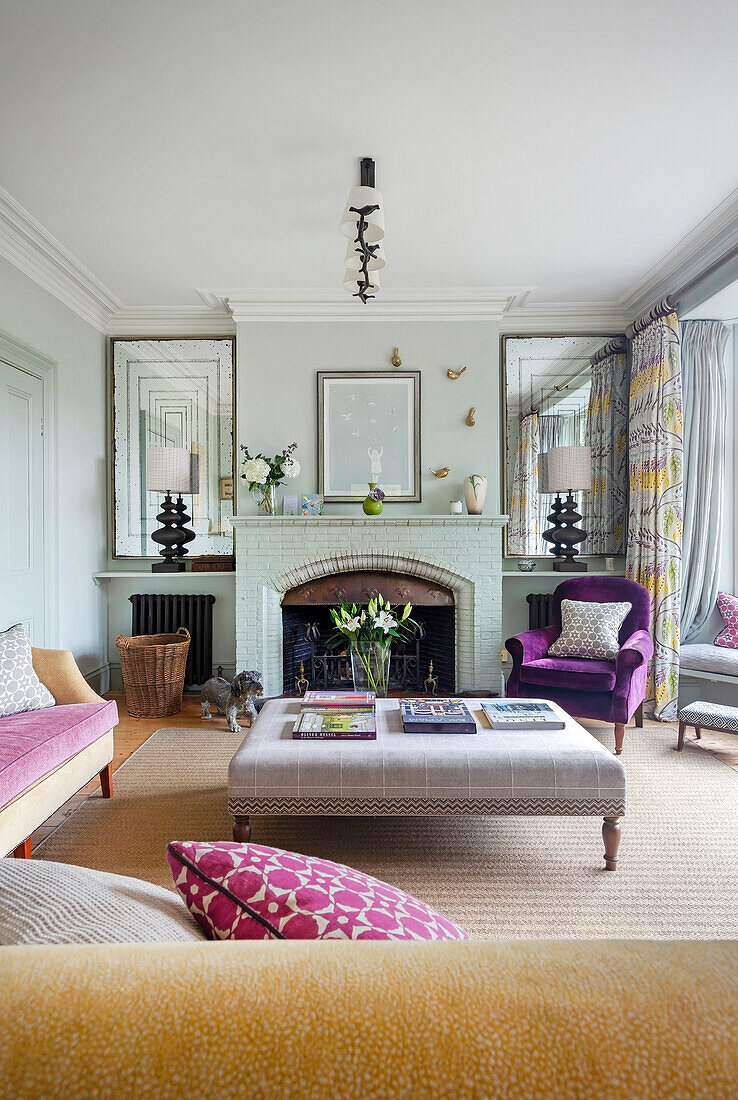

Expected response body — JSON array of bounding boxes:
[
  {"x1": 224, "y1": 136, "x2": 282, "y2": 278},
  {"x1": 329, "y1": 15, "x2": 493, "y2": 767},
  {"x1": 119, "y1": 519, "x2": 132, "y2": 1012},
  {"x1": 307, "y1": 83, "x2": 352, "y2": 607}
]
[
  {"x1": 541, "y1": 445, "x2": 592, "y2": 572},
  {"x1": 146, "y1": 447, "x2": 199, "y2": 573}
]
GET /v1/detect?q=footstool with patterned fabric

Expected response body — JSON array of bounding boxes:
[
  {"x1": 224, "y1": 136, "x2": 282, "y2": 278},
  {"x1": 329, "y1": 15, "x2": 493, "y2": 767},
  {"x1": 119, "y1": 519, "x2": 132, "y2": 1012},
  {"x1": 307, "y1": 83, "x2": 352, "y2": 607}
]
[
  {"x1": 677, "y1": 700, "x2": 738, "y2": 751},
  {"x1": 228, "y1": 697, "x2": 627, "y2": 870}
]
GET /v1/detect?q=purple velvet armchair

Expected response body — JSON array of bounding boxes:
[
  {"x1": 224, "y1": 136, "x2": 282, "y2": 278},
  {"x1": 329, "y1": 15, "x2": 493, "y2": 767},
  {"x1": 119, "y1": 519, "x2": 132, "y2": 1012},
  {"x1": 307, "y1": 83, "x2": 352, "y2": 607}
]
[{"x1": 505, "y1": 577, "x2": 653, "y2": 755}]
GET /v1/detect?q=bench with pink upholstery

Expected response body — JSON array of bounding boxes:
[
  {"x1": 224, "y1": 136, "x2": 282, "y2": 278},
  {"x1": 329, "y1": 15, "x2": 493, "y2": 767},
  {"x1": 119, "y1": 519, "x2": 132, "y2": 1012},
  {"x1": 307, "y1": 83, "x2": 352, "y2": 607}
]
[{"x1": 0, "y1": 649, "x2": 117, "y2": 858}]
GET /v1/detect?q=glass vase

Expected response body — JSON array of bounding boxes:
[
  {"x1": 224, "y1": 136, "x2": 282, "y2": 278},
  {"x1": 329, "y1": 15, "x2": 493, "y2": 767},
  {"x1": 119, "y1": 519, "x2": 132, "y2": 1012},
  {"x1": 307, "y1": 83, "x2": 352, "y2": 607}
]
[
  {"x1": 350, "y1": 643, "x2": 391, "y2": 698},
  {"x1": 252, "y1": 484, "x2": 278, "y2": 515}
]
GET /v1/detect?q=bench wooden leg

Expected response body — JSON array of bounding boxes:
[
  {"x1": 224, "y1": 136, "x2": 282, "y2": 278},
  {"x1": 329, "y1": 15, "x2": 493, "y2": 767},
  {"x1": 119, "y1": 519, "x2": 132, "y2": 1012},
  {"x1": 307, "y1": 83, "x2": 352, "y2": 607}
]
[
  {"x1": 695, "y1": 726, "x2": 701, "y2": 741},
  {"x1": 614, "y1": 723, "x2": 625, "y2": 755},
  {"x1": 677, "y1": 721, "x2": 686, "y2": 751},
  {"x1": 233, "y1": 815, "x2": 251, "y2": 842},
  {"x1": 602, "y1": 817, "x2": 621, "y2": 871},
  {"x1": 13, "y1": 838, "x2": 32, "y2": 859},
  {"x1": 634, "y1": 702, "x2": 644, "y2": 728},
  {"x1": 99, "y1": 762, "x2": 113, "y2": 798}
]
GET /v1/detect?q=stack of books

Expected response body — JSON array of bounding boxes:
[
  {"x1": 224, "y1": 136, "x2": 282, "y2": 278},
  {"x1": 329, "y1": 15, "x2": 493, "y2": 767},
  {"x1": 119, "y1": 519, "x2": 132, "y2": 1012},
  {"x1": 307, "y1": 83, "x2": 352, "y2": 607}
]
[
  {"x1": 292, "y1": 690, "x2": 377, "y2": 740},
  {"x1": 400, "y1": 698, "x2": 477, "y2": 734},
  {"x1": 479, "y1": 701, "x2": 565, "y2": 730}
]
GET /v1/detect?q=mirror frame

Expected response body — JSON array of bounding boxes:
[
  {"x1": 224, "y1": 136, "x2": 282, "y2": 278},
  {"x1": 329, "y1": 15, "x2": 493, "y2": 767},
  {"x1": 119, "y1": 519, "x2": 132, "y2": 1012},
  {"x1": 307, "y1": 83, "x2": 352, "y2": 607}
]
[
  {"x1": 109, "y1": 335, "x2": 237, "y2": 560},
  {"x1": 500, "y1": 332, "x2": 626, "y2": 561}
]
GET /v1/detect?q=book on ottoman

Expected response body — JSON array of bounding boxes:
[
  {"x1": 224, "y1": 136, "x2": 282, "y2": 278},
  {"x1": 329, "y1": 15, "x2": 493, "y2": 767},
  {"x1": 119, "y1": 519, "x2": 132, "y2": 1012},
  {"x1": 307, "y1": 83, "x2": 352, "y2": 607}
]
[
  {"x1": 481, "y1": 701, "x2": 565, "y2": 730},
  {"x1": 301, "y1": 690, "x2": 376, "y2": 707},
  {"x1": 400, "y1": 699, "x2": 477, "y2": 734},
  {"x1": 293, "y1": 707, "x2": 377, "y2": 740}
]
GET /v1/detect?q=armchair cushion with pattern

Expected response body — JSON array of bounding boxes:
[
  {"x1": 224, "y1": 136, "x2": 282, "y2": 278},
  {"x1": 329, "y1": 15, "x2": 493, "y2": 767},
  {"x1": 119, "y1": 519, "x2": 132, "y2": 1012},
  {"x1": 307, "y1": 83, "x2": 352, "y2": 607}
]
[{"x1": 506, "y1": 577, "x2": 653, "y2": 755}]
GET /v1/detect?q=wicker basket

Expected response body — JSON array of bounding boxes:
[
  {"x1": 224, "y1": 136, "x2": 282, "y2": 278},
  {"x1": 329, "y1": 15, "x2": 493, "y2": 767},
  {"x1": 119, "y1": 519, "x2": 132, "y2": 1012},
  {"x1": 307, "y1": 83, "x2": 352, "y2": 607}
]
[{"x1": 116, "y1": 628, "x2": 191, "y2": 718}]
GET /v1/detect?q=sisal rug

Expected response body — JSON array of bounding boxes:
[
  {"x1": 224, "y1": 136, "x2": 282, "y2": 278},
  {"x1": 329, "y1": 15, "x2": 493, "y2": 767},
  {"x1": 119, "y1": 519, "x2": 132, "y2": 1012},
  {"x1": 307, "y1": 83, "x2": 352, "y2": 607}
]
[{"x1": 36, "y1": 725, "x2": 738, "y2": 939}]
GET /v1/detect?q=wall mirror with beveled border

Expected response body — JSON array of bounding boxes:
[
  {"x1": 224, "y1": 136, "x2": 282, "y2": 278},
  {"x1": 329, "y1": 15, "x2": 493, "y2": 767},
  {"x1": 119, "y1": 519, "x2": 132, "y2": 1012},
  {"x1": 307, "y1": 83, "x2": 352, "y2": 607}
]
[
  {"x1": 502, "y1": 334, "x2": 628, "y2": 559},
  {"x1": 111, "y1": 337, "x2": 236, "y2": 558}
]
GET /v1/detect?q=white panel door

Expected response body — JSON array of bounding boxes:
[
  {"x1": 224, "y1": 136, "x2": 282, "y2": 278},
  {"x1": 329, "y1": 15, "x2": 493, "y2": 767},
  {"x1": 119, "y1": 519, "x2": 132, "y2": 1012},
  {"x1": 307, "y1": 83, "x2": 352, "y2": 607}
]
[{"x1": 0, "y1": 361, "x2": 46, "y2": 643}]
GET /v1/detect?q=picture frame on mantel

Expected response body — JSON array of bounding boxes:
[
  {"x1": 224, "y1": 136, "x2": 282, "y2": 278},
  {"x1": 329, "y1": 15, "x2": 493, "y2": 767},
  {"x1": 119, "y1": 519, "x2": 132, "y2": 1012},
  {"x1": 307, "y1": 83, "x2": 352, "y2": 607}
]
[{"x1": 317, "y1": 371, "x2": 421, "y2": 502}]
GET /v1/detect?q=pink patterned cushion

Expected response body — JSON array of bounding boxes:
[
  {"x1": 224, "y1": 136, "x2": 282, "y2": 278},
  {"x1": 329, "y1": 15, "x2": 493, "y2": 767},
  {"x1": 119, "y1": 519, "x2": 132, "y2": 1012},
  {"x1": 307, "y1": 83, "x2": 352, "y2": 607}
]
[
  {"x1": 167, "y1": 840, "x2": 468, "y2": 942},
  {"x1": 715, "y1": 592, "x2": 738, "y2": 650}
]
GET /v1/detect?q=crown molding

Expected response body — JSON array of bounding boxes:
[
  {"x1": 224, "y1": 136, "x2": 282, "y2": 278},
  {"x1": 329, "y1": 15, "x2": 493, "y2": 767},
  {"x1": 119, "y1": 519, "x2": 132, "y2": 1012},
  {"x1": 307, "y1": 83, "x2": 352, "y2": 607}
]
[
  {"x1": 107, "y1": 308, "x2": 235, "y2": 336},
  {"x1": 0, "y1": 185, "x2": 124, "y2": 332},
  {"x1": 620, "y1": 189, "x2": 738, "y2": 316},
  {"x1": 201, "y1": 287, "x2": 536, "y2": 322},
  {"x1": 500, "y1": 301, "x2": 633, "y2": 334}
]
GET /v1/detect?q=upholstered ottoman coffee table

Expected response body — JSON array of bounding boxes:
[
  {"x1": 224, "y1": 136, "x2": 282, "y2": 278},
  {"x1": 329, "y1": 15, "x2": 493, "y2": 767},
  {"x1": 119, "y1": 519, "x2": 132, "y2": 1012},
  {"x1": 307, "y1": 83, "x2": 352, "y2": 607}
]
[{"x1": 228, "y1": 698, "x2": 627, "y2": 869}]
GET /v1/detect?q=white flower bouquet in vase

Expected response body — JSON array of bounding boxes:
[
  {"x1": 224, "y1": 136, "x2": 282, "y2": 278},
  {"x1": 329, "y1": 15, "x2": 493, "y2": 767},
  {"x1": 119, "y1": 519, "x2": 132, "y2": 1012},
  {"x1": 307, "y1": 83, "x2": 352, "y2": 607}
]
[
  {"x1": 240, "y1": 442, "x2": 300, "y2": 515},
  {"x1": 328, "y1": 595, "x2": 416, "y2": 697}
]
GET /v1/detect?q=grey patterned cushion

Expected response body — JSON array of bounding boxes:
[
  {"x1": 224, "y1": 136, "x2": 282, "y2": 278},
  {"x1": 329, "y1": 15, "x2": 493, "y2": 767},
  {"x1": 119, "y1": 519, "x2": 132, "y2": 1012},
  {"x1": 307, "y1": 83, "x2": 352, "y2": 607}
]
[
  {"x1": 548, "y1": 599, "x2": 632, "y2": 661},
  {"x1": 0, "y1": 624, "x2": 55, "y2": 718},
  {"x1": 0, "y1": 859, "x2": 205, "y2": 944}
]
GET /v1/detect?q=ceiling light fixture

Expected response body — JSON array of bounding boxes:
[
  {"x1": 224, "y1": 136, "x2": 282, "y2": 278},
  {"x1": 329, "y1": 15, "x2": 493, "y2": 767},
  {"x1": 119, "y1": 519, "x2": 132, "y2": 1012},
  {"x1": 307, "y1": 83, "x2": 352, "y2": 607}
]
[{"x1": 339, "y1": 157, "x2": 385, "y2": 303}]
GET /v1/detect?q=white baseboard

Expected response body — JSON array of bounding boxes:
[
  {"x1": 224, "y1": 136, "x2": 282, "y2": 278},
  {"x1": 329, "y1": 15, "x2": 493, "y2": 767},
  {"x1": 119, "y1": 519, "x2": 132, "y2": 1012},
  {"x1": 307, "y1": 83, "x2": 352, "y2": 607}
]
[
  {"x1": 106, "y1": 662, "x2": 235, "y2": 693},
  {"x1": 84, "y1": 663, "x2": 111, "y2": 695}
]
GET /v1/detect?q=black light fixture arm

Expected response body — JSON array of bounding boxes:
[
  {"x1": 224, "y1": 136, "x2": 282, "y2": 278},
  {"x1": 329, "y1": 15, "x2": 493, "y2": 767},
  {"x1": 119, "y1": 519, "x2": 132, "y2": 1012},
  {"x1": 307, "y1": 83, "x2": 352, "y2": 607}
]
[{"x1": 360, "y1": 157, "x2": 376, "y2": 187}]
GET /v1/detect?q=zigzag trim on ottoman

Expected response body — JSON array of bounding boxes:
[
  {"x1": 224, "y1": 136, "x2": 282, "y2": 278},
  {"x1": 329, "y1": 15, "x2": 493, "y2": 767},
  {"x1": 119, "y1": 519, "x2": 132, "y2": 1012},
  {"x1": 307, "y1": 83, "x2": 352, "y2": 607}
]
[{"x1": 228, "y1": 796, "x2": 626, "y2": 818}]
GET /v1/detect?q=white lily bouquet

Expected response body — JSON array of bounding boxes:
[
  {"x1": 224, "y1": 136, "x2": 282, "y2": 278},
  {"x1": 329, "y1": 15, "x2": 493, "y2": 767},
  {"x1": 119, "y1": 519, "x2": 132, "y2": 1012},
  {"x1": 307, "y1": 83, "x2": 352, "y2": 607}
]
[
  {"x1": 241, "y1": 442, "x2": 300, "y2": 514},
  {"x1": 329, "y1": 595, "x2": 417, "y2": 697}
]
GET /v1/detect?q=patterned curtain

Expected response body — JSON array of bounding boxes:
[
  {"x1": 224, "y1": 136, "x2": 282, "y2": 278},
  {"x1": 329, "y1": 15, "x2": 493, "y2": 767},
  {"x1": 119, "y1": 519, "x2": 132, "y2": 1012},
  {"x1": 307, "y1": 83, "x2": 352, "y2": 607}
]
[
  {"x1": 625, "y1": 311, "x2": 683, "y2": 721},
  {"x1": 508, "y1": 413, "x2": 539, "y2": 555},
  {"x1": 584, "y1": 350, "x2": 628, "y2": 554}
]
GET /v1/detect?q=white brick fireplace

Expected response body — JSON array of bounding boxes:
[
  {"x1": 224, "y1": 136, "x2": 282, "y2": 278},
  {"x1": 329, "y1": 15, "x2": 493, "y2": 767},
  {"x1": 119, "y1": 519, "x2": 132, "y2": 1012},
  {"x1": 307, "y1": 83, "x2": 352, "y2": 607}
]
[{"x1": 232, "y1": 516, "x2": 507, "y2": 697}]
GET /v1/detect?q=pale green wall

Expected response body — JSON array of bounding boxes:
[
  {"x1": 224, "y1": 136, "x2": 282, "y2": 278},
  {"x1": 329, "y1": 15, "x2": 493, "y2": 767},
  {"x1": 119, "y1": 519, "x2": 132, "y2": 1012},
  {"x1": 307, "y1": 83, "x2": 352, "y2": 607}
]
[
  {"x1": 0, "y1": 255, "x2": 108, "y2": 682},
  {"x1": 235, "y1": 319, "x2": 502, "y2": 516}
]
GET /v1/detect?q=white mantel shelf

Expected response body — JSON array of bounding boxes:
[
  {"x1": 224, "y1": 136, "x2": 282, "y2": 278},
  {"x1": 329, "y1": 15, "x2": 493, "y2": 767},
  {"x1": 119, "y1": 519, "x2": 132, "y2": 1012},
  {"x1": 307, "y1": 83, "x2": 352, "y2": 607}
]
[
  {"x1": 231, "y1": 515, "x2": 509, "y2": 527},
  {"x1": 93, "y1": 571, "x2": 235, "y2": 584}
]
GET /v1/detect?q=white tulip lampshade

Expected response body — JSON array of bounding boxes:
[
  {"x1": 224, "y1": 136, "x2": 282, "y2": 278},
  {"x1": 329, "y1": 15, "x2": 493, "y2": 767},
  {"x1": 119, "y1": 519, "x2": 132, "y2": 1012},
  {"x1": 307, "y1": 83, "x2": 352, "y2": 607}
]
[
  {"x1": 544, "y1": 446, "x2": 592, "y2": 493},
  {"x1": 344, "y1": 237, "x2": 386, "y2": 271},
  {"x1": 343, "y1": 268, "x2": 380, "y2": 294},
  {"x1": 146, "y1": 447, "x2": 199, "y2": 494},
  {"x1": 339, "y1": 186, "x2": 385, "y2": 243}
]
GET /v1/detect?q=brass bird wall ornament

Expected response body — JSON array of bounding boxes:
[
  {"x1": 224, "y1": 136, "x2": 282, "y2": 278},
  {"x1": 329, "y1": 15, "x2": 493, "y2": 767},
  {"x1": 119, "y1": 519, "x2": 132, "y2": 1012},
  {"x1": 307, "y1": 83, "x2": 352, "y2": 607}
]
[
  {"x1": 465, "y1": 407, "x2": 476, "y2": 427},
  {"x1": 446, "y1": 365, "x2": 467, "y2": 380},
  {"x1": 430, "y1": 466, "x2": 451, "y2": 478}
]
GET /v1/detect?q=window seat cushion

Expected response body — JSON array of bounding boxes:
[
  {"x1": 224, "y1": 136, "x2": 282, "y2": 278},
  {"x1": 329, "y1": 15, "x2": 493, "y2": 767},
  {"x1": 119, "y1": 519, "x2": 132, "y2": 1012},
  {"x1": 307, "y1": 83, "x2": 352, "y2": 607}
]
[{"x1": 679, "y1": 644, "x2": 738, "y2": 679}]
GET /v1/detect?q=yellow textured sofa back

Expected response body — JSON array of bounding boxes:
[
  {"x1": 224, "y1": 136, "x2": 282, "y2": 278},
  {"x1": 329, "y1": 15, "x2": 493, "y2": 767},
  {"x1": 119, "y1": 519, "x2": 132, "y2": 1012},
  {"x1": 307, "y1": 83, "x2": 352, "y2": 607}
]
[{"x1": 1, "y1": 940, "x2": 735, "y2": 1099}]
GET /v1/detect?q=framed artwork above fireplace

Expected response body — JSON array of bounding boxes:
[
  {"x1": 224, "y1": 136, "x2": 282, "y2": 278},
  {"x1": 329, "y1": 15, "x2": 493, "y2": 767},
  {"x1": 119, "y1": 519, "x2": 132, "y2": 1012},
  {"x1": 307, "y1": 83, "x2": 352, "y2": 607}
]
[{"x1": 317, "y1": 371, "x2": 421, "y2": 502}]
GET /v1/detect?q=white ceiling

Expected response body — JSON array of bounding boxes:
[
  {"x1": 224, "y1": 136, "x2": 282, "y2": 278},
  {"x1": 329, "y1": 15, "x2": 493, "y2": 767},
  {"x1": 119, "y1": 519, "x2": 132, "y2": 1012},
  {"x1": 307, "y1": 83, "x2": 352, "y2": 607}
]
[{"x1": 1, "y1": 0, "x2": 738, "y2": 312}]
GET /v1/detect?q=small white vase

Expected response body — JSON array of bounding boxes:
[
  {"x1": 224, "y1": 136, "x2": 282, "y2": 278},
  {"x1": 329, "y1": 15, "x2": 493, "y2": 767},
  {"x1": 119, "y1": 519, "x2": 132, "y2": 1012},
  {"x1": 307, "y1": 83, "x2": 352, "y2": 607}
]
[{"x1": 464, "y1": 474, "x2": 487, "y2": 515}]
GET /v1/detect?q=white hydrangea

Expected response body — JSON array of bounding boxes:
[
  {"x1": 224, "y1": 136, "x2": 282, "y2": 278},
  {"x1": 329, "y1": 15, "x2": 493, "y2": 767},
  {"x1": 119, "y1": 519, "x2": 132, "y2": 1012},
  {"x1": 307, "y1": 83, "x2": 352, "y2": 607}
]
[
  {"x1": 283, "y1": 457, "x2": 300, "y2": 480},
  {"x1": 242, "y1": 457, "x2": 271, "y2": 485}
]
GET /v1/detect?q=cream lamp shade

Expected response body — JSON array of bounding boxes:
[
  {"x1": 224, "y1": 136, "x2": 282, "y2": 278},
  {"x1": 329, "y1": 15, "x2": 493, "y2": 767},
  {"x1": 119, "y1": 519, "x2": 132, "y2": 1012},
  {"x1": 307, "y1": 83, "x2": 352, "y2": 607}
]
[
  {"x1": 339, "y1": 186, "x2": 385, "y2": 243},
  {"x1": 146, "y1": 447, "x2": 199, "y2": 494},
  {"x1": 544, "y1": 446, "x2": 592, "y2": 493},
  {"x1": 343, "y1": 268, "x2": 380, "y2": 294},
  {"x1": 344, "y1": 237, "x2": 386, "y2": 271}
]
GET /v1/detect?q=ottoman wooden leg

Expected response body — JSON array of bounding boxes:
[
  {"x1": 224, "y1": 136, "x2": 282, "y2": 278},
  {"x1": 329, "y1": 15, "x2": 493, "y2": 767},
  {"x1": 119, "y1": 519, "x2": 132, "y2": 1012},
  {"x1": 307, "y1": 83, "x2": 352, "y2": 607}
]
[
  {"x1": 233, "y1": 815, "x2": 251, "y2": 842},
  {"x1": 13, "y1": 837, "x2": 32, "y2": 859},
  {"x1": 634, "y1": 703, "x2": 644, "y2": 728},
  {"x1": 677, "y1": 721, "x2": 686, "y2": 751},
  {"x1": 614, "y1": 724, "x2": 625, "y2": 755},
  {"x1": 695, "y1": 726, "x2": 702, "y2": 741},
  {"x1": 602, "y1": 817, "x2": 621, "y2": 871}
]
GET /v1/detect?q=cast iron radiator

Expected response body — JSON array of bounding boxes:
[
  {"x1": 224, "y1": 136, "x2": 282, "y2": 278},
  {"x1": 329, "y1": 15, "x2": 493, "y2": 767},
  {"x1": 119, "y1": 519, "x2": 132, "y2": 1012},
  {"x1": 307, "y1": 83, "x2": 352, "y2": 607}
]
[
  {"x1": 129, "y1": 593, "x2": 216, "y2": 687},
  {"x1": 526, "y1": 592, "x2": 556, "y2": 630}
]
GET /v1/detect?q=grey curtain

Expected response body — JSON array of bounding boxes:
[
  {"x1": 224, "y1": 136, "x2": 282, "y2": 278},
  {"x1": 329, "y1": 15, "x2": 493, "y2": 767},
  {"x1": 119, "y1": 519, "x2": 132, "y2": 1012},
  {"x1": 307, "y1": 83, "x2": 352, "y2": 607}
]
[{"x1": 680, "y1": 320, "x2": 729, "y2": 642}]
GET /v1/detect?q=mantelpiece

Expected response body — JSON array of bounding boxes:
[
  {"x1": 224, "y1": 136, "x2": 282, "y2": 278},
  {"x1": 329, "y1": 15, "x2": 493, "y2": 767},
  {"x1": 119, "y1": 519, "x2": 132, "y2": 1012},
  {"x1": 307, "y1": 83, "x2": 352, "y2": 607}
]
[{"x1": 232, "y1": 515, "x2": 508, "y2": 697}]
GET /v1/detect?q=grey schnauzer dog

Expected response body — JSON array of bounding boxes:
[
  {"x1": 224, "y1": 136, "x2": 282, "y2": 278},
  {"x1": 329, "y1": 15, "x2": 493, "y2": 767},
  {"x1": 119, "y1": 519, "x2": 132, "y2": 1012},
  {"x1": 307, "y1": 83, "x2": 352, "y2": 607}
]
[{"x1": 200, "y1": 670, "x2": 263, "y2": 732}]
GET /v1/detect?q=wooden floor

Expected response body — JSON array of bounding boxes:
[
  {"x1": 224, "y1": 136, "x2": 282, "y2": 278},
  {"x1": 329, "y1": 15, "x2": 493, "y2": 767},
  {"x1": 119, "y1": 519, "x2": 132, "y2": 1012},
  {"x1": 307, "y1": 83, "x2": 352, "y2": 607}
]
[{"x1": 28, "y1": 691, "x2": 738, "y2": 853}]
